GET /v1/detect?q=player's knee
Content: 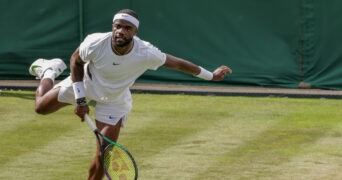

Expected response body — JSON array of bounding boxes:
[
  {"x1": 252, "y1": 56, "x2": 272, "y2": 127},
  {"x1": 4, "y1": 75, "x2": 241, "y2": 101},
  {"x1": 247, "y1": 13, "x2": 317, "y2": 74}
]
[
  {"x1": 34, "y1": 107, "x2": 46, "y2": 115},
  {"x1": 34, "y1": 105, "x2": 49, "y2": 115}
]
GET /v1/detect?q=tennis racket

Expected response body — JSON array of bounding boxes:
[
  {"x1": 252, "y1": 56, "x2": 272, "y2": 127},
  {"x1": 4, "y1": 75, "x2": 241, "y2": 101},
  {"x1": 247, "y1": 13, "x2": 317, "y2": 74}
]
[{"x1": 84, "y1": 114, "x2": 138, "y2": 180}]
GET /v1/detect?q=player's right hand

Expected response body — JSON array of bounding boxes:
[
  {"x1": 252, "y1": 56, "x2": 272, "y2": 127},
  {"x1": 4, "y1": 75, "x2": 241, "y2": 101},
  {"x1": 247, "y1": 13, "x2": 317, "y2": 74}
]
[{"x1": 74, "y1": 105, "x2": 89, "y2": 121}]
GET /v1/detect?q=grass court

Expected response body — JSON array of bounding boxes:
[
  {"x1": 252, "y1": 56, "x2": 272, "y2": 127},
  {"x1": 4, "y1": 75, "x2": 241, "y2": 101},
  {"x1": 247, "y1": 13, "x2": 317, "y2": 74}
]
[{"x1": 1, "y1": 90, "x2": 342, "y2": 179}]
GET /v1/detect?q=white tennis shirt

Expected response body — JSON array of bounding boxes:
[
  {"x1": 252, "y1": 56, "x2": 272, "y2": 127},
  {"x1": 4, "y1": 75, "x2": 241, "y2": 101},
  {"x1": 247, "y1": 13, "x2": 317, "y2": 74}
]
[{"x1": 79, "y1": 32, "x2": 166, "y2": 104}]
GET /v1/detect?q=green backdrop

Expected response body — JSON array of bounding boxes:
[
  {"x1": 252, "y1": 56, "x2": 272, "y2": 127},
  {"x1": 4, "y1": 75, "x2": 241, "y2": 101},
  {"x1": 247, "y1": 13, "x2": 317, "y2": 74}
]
[{"x1": 1, "y1": 0, "x2": 342, "y2": 89}]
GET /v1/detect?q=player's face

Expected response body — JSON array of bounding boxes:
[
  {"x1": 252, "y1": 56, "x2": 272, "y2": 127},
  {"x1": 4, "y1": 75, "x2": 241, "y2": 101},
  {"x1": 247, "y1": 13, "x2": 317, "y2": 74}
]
[{"x1": 112, "y1": 20, "x2": 138, "y2": 47}]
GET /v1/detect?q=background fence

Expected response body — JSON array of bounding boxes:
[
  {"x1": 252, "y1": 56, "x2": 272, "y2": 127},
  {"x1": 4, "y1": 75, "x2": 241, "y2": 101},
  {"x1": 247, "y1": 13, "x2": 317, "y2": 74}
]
[{"x1": 1, "y1": 0, "x2": 342, "y2": 89}]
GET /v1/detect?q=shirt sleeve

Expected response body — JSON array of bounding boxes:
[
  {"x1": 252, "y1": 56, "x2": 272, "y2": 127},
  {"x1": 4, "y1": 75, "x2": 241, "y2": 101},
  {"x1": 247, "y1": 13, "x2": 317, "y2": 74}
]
[
  {"x1": 146, "y1": 44, "x2": 167, "y2": 70},
  {"x1": 79, "y1": 33, "x2": 109, "y2": 62},
  {"x1": 79, "y1": 35, "x2": 94, "y2": 62}
]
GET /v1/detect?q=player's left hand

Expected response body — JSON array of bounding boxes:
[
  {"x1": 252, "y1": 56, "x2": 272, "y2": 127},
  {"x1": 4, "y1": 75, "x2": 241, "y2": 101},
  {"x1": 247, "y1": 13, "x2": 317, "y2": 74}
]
[{"x1": 212, "y1": 65, "x2": 232, "y2": 81}]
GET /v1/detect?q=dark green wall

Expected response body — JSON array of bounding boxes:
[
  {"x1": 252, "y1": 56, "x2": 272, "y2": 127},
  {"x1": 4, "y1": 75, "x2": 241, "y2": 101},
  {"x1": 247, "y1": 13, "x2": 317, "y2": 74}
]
[{"x1": 1, "y1": 0, "x2": 341, "y2": 89}]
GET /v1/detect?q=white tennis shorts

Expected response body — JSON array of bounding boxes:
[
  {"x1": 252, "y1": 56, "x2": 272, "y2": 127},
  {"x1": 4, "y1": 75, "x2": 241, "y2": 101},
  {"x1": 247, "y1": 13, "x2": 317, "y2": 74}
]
[{"x1": 53, "y1": 76, "x2": 132, "y2": 127}]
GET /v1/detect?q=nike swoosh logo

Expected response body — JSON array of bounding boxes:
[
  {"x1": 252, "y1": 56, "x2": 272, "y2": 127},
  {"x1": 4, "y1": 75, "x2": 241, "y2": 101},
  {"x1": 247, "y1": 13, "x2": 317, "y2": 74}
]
[
  {"x1": 31, "y1": 65, "x2": 41, "y2": 71},
  {"x1": 113, "y1": 62, "x2": 120, "y2": 66}
]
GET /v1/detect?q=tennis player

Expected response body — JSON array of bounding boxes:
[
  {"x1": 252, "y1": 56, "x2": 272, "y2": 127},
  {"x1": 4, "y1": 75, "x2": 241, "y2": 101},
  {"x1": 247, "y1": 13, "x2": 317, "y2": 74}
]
[{"x1": 29, "y1": 9, "x2": 232, "y2": 180}]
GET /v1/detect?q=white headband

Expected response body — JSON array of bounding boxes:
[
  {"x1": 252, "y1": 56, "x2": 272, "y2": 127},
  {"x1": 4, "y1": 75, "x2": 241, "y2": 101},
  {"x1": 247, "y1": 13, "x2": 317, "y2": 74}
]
[{"x1": 113, "y1": 13, "x2": 139, "y2": 28}]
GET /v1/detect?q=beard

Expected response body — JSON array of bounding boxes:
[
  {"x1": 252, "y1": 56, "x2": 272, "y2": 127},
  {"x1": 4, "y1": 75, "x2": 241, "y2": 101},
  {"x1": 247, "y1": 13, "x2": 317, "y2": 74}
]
[{"x1": 114, "y1": 36, "x2": 133, "y2": 47}]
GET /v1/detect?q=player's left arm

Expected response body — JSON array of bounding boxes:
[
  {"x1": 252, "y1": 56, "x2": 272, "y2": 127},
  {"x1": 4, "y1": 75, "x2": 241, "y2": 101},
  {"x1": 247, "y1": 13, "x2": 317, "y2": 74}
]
[{"x1": 163, "y1": 54, "x2": 232, "y2": 81}]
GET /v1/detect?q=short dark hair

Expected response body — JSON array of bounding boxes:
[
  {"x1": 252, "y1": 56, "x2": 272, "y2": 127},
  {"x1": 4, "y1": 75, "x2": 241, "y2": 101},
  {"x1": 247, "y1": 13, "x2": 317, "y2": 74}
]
[{"x1": 117, "y1": 9, "x2": 139, "y2": 20}]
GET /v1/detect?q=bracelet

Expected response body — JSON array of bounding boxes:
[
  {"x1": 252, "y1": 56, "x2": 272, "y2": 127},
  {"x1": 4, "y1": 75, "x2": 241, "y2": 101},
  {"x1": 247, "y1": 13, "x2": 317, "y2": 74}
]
[
  {"x1": 195, "y1": 67, "x2": 213, "y2": 80},
  {"x1": 76, "y1": 99, "x2": 87, "y2": 106},
  {"x1": 72, "y1": 81, "x2": 86, "y2": 99}
]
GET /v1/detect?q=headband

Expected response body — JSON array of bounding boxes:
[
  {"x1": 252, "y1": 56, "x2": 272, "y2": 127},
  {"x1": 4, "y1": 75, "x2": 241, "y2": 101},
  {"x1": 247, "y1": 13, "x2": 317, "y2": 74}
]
[{"x1": 113, "y1": 13, "x2": 139, "y2": 28}]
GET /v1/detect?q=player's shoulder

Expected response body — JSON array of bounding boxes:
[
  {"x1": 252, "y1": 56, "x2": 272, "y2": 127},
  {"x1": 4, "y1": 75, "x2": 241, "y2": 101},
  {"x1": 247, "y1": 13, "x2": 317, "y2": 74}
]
[
  {"x1": 134, "y1": 36, "x2": 155, "y2": 49},
  {"x1": 79, "y1": 32, "x2": 111, "y2": 61},
  {"x1": 133, "y1": 36, "x2": 166, "y2": 61},
  {"x1": 133, "y1": 36, "x2": 163, "y2": 55},
  {"x1": 82, "y1": 32, "x2": 111, "y2": 47},
  {"x1": 85, "y1": 32, "x2": 111, "y2": 41}
]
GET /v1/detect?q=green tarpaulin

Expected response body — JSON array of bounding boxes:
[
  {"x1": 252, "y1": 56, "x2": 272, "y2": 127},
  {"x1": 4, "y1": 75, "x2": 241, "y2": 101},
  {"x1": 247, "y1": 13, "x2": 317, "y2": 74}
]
[{"x1": 1, "y1": 0, "x2": 341, "y2": 89}]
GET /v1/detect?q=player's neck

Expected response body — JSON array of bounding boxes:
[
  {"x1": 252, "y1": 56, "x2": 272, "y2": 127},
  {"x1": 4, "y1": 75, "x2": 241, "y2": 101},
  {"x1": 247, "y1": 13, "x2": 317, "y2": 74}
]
[{"x1": 112, "y1": 41, "x2": 134, "y2": 56}]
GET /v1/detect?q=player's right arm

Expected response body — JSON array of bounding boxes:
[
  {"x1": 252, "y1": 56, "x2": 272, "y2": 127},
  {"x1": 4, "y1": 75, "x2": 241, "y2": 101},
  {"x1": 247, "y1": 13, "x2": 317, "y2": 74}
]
[
  {"x1": 70, "y1": 48, "x2": 84, "y2": 82},
  {"x1": 70, "y1": 48, "x2": 89, "y2": 121}
]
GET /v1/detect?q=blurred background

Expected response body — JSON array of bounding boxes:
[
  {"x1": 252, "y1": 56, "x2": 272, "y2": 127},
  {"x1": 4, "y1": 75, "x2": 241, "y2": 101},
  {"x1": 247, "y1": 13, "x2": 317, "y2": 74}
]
[{"x1": 1, "y1": 0, "x2": 342, "y2": 89}]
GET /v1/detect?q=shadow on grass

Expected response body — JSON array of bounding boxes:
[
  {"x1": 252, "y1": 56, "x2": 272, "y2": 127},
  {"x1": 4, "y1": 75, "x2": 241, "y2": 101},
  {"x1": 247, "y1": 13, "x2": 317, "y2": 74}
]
[
  {"x1": 0, "y1": 90, "x2": 97, "y2": 108},
  {"x1": 0, "y1": 90, "x2": 35, "y2": 100}
]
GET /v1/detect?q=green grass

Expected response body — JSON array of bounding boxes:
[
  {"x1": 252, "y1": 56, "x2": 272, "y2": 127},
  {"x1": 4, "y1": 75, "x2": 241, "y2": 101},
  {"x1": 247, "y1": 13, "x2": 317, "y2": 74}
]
[{"x1": 1, "y1": 90, "x2": 342, "y2": 179}]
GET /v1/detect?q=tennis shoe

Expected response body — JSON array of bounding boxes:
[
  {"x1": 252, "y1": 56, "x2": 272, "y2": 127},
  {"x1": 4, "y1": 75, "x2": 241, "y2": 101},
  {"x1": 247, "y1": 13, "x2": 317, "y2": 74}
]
[{"x1": 29, "y1": 58, "x2": 67, "y2": 79}]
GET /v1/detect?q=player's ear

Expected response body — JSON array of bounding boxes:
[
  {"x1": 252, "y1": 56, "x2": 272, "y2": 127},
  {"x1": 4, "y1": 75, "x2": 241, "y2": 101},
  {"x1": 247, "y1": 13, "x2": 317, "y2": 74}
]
[{"x1": 130, "y1": 26, "x2": 138, "y2": 36}]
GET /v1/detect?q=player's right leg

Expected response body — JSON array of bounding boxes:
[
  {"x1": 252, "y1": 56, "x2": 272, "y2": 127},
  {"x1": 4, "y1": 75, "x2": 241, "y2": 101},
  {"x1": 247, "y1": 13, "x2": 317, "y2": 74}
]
[{"x1": 29, "y1": 58, "x2": 70, "y2": 114}]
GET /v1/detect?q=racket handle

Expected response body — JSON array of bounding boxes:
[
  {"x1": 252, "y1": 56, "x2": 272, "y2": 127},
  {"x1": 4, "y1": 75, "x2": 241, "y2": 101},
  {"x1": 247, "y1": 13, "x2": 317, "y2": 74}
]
[{"x1": 84, "y1": 114, "x2": 97, "y2": 132}]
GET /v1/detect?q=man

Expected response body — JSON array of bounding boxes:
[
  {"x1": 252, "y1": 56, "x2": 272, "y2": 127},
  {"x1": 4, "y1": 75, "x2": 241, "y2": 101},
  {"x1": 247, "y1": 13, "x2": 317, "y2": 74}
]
[{"x1": 29, "y1": 9, "x2": 232, "y2": 180}]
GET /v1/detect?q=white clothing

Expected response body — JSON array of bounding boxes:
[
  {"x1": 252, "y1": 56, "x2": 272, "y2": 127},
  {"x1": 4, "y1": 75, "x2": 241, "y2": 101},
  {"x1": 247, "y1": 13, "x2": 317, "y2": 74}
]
[
  {"x1": 55, "y1": 32, "x2": 166, "y2": 126},
  {"x1": 55, "y1": 76, "x2": 130, "y2": 126},
  {"x1": 79, "y1": 32, "x2": 166, "y2": 103}
]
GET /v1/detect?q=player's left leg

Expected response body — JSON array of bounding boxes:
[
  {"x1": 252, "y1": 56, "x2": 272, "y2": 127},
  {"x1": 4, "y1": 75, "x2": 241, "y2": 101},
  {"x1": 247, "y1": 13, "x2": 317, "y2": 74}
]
[
  {"x1": 86, "y1": 92, "x2": 132, "y2": 179},
  {"x1": 29, "y1": 58, "x2": 70, "y2": 114},
  {"x1": 88, "y1": 119, "x2": 123, "y2": 180},
  {"x1": 35, "y1": 82, "x2": 69, "y2": 114}
]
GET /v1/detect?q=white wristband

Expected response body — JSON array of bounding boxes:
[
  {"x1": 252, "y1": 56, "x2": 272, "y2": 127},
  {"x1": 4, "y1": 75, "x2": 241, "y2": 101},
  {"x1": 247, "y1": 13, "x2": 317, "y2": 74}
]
[
  {"x1": 196, "y1": 67, "x2": 213, "y2": 80},
  {"x1": 72, "y1": 81, "x2": 86, "y2": 99}
]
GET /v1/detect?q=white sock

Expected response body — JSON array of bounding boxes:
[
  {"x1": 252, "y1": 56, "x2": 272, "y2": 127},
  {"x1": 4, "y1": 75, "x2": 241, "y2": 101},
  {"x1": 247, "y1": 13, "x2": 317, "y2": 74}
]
[{"x1": 42, "y1": 69, "x2": 56, "y2": 81}]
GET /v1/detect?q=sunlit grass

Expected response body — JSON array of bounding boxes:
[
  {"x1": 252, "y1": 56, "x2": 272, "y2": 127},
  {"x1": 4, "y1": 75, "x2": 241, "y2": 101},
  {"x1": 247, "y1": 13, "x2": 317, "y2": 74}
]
[{"x1": 1, "y1": 90, "x2": 342, "y2": 180}]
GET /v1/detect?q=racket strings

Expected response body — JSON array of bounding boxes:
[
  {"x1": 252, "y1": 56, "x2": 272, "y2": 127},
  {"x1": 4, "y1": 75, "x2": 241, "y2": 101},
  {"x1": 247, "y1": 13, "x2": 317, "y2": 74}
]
[{"x1": 104, "y1": 146, "x2": 137, "y2": 180}]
